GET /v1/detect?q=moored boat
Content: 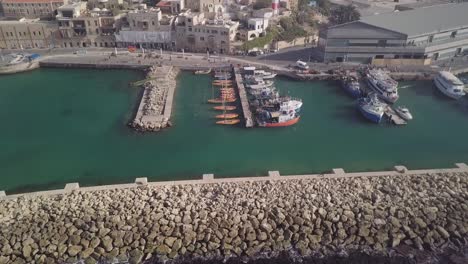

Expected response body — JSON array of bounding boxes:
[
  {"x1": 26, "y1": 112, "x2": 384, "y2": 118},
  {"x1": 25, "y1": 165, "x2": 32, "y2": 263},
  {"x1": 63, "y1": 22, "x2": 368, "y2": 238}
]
[
  {"x1": 213, "y1": 106, "x2": 237, "y2": 111},
  {"x1": 194, "y1": 68, "x2": 211, "y2": 74},
  {"x1": 365, "y1": 68, "x2": 399, "y2": 103},
  {"x1": 340, "y1": 75, "x2": 362, "y2": 98},
  {"x1": 216, "y1": 119, "x2": 240, "y2": 125},
  {"x1": 247, "y1": 80, "x2": 274, "y2": 89},
  {"x1": 357, "y1": 94, "x2": 386, "y2": 123},
  {"x1": 394, "y1": 106, "x2": 413, "y2": 121},
  {"x1": 215, "y1": 113, "x2": 239, "y2": 119},
  {"x1": 257, "y1": 110, "x2": 300, "y2": 127},
  {"x1": 208, "y1": 98, "x2": 236, "y2": 103},
  {"x1": 433, "y1": 71, "x2": 466, "y2": 99}
]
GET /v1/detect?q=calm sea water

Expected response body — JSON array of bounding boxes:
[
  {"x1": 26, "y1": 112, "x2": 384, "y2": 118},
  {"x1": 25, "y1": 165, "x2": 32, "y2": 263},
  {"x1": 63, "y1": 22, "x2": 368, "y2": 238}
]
[{"x1": 1, "y1": 69, "x2": 468, "y2": 193}]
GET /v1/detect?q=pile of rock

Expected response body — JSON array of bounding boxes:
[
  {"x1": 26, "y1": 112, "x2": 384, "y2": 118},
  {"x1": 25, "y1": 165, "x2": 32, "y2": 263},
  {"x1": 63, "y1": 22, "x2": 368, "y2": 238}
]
[
  {"x1": 0, "y1": 172, "x2": 467, "y2": 264},
  {"x1": 129, "y1": 66, "x2": 178, "y2": 132}
]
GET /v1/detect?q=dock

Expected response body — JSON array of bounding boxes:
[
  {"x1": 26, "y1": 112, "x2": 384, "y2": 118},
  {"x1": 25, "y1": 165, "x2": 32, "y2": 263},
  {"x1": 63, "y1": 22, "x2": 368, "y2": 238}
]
[
  {"x1": 130, "y1": 65, "x2": 179, "y2": 131},
  {"x1": 385, "y1": 106, "x2": 407, "y2": 125},
  {"x1": 233, "y1": 67, "x2": 254, "y2": 127}
]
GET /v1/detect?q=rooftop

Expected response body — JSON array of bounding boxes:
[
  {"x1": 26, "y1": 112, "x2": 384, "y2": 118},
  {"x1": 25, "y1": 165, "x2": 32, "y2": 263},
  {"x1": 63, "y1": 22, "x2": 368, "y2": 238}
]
[
  {"x1": 360, "y1": 3, "x2": 468, "y2": 37},
  {"x1": 2, "y1": 0, "x2": 63, "y2": 3}
]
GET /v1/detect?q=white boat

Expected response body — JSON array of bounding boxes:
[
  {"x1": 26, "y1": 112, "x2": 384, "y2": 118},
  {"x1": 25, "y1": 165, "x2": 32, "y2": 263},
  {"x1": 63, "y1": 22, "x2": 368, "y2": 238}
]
[
  {"x1": 366, "y1": 68, "x2": 399, "y2": 103},
  {"x1": 433, "y1": 71, "x2": 466, "y2": 99},
  {"x1": 394, "y1": 106, "x2": 413, "y2": 121},
  {"x1": 279, "y1": 99, "x2": 303, "y2": 113},
  {"x1": 246, "y1": 80, "x2": 274, "y2": 89}
]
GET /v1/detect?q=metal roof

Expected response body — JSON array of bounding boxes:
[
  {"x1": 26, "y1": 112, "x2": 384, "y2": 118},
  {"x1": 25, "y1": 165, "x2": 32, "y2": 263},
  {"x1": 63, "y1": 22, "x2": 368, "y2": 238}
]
[{"x1": 360, "y1": 3, "x2": 468, "y2": 37}]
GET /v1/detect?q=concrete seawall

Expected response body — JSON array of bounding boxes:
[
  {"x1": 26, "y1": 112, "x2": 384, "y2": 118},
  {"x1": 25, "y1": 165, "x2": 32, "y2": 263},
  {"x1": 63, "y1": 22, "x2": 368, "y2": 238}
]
[{"x1": 0, "y1": 164, "x2": 467, "y2": 264}]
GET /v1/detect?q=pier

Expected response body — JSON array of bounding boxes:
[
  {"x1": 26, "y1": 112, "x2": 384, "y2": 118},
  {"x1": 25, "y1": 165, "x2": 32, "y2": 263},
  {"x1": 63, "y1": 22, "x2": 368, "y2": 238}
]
[
  {"x1": 233, "y1": 67, "x2": 254, "y2": 127},
  {"x1": 130, "y1": 65, "x2": 179, "y2": 131},
  {"x1": 384, "y1": 106, "x2": 407, "y2": 125}
]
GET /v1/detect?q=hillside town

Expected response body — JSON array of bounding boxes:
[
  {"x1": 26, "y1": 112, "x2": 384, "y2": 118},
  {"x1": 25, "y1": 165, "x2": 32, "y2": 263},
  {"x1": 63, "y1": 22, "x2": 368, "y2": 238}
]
[{"x1": 0, "y1": 0, "x2": 322, "y2": 54}]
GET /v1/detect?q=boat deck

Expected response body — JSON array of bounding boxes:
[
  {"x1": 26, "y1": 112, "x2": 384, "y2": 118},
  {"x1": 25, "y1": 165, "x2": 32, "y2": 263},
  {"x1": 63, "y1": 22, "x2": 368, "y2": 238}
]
[
  {"x1": 233, "y1": 67, "x2": 254, "y2": 128},
  {"x1": 384, "y1": 106, "x2": 407, "y2": 125}
]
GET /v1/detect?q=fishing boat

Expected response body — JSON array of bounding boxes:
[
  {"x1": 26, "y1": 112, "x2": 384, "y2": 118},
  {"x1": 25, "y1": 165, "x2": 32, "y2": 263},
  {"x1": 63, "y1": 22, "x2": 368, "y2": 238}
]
[
  {"x1": 394, "y1": 106, "x2": 413, "y2": 120},
  {"x1": 365, "y1": 68, "x2": 399, "y2": 103},
  {"x1": 213, "y1": 106, "x2": 237, "y2": 111},
  {"x1": 208, "y1": 98, "x2": 236, "y2": 103},
  {"x1": 194, "y1": 68, "x2": 211, "y2": 74},
  {"x1": 433, "y1": 71, "x2": 466, "y2": 99},
  {"x1": 215, "y1": 113, "x2": 239, "y2": 119},
  {"x1": 257, "y1": 110, "x2": 300, "y2": 127},
  {"x1": 357, "y1": 94, "x2": 386, "y2": 123},
  {"x1": 216, "y1": 119, "x2": 240, "y2": 125},
  {"x1": 340, "y1": 75, "x2": 362, "y2": 98}
]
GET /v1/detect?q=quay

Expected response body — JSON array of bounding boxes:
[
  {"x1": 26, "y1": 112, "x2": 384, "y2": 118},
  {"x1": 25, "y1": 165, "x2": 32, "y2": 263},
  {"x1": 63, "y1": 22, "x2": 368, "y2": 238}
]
[
  {"x1": 385, "y1": 106, "x2": 407, "y2": 125},
  {"x1": 233, "y1": 67, "x2": 254, "y2": 127},
  {"x1": 130, "y1": 65, "x2": 179, "y2": 132}
]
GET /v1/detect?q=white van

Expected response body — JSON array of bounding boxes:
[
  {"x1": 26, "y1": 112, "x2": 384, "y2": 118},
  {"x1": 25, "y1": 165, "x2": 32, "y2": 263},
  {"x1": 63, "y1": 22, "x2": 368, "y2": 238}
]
[{"x1": 296, "y1": 60, "x2": 309, "y2": 70}]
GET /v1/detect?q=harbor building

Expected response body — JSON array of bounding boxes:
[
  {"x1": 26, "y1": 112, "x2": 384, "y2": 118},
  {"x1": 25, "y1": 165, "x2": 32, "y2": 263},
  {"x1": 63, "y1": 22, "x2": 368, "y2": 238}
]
[
  {"x1": 238, "y1": 17, "x2": 269, "y2": 41},
  {"x1": 174, "y1": 10, "x2": 239, "y2": 54},
  {"x1": 318, "y1": 3, "x2": 468, "y2": 65},
  {"x1": 115, "y1": 6, "x2": 173, "y2": 49},
  {"x1": 55, "y1": 2, "x2": 122, "y2": 48},
  {"x1": 0, "y1": 0, "x2": 68, "y2": 19},
  {"x1": 0, "y1": 18, "x2": 57, "y2": 48}
]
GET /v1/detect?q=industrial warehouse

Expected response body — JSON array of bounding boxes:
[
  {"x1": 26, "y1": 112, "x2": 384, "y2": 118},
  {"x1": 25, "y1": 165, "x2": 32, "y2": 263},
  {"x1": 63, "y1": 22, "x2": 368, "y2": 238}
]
[{"x1": 318, "y1": 2, "x2": 468, "y2": 65}]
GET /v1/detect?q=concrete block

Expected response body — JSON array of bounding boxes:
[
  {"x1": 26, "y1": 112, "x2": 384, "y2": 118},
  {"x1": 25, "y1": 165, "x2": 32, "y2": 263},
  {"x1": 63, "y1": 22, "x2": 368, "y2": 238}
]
[
  {"x1": 135, "y1": 177, "x2": 148, "y2": 185},
  {"x1": 394, "y1": 165, "x2": 408, "y2": 173},
  {"x1": 455, "y1": 163, "x2": 468, "y2": 169},
  {"x1": 203, "y1": 174, "x2": 214, "y2": 181},
  {"x1": 332, "y1": 168, "x2": 345, "y2": 174},
  {"x1": 64, "y1": 183, "x2": 80, "y2": 191},
  {"x1": 268, "y1": 171, "x2": 281, "y2": 178},
  {"x1": 0, "y1": 191, "x2": 5, "y2": 198}
]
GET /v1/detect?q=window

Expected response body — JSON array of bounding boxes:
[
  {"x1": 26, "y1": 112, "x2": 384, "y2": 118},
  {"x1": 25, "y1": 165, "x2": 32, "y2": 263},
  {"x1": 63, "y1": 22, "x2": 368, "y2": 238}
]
[
  {"x1": 33, "y1": 32, "x2": 36, "y2": 36},
  {"x1": 200, "y1": 37, "x2": 204, "y2": 41},
  {"x1": 94, "y1": 21, "x2": 98, "y2": 26},
  {"x1": 95, "y1": 29, "x2": 99, "y2": 34},
  {"x1": 19, "y1": 32, "x2": 22, "y2": 36},
  {"x1": 38, "y1": 31, "x2": 41, "y2": 36},
  {"x1": 152, "y1": 21, "x2": 155, "y2": 25},
  {"x1": 188, "y1": 27, "x2": 192, "y2": 32},
  {"x1": 188, "y1": 18, "x2": 192, "y2": 23},
  {"x1": 87, "y1": 21, "x2": 90, "y2": 26},
  {"x1": 428, "y1": 35, "x2": 434, "y2": 43},
  {"x1": 451, "y1": 31, "x2": 457, "y2": 38},
  {"x1": 212, "y1": 30, "x2": 218, "y2": 34}
]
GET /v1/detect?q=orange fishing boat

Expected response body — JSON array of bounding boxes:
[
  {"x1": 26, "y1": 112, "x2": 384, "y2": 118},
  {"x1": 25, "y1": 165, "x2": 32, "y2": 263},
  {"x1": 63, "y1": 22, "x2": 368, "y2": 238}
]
[
  {"x1": 213, "y1": 106, "x2": 237, "y2": 111},
  {"x1": 208, "y1": 98, "x2": 236, "y2": 103},
  {"x1": 216, "y1": 119, "x2": 241, "y2": 125},
  {"x1": 216, "y1": 113, "x2": 239, "y2": 119},
  {"x1": 213, "y1": 80, "x2": 232, "y2": 84}
]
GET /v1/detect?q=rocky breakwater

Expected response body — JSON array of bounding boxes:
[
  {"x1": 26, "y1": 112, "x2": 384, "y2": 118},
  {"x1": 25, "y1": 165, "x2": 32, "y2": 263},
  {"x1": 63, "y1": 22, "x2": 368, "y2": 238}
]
[
  {"x1": 129, "y1": 65, "x2": 178, "y2": 132},
  {"x1": 0, "y1": 172, "x2": 467, "y2": 264}
]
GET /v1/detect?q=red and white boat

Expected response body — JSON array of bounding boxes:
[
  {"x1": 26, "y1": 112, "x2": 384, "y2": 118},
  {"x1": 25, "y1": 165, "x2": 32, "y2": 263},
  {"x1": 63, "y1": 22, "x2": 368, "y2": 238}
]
[{"x1": 257, "y1": 109, "x2": 300, "y2": 127}]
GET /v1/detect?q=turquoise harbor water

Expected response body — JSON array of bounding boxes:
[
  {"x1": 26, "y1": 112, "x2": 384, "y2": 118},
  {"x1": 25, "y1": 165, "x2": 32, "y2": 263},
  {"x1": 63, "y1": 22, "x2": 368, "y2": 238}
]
[{"x1": 1, "y1": 69, "x2": 468, "y2": 193}]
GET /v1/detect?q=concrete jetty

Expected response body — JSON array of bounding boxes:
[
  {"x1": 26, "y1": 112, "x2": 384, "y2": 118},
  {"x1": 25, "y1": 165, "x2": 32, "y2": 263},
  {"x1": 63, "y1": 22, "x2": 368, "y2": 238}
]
[
  {"x1": 130, "y1": 65, "x2": 179, "y2": 132},
  {"x1": 233, "y1": 67, "x2": 254, "y2": 127}
]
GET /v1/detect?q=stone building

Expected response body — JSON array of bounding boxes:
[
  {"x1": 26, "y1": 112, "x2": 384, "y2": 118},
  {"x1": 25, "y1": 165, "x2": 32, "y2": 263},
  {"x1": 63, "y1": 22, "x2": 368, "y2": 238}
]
[
  {"x1": 0, "y1": 18, "x2": 57, "y2": 49},
  {"x1": 319, "y1": 3, "x2": 468, "y2": 64},
  {"x1": 55, "y1": 2, "x2": 122, "y2": 48},
  {"x1": 86, "y1": 0, "x2": 123, "y2": 11},
  {"x1": 174, "y1": 10, "x2": 238, "y2": 54},
  {"x1": 115, "y1": 7, "x2": 173, "y2": 49},
  {"x1": 185, "y1": 0, "x2": 225, "y2": 17},
  {"x1": 155, "y1": 0, "x2": 183, "y2": 15},
  {"x1": 0, "y1": 0, "x2": 68, "y2": 19}
]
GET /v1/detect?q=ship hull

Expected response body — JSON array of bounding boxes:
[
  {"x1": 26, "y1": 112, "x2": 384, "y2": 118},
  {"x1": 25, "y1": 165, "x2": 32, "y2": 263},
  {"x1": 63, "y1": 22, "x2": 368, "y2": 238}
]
[
  {"x1": 259, "y1": 116, "x2": 300, "y2": 127},
  {"x1": 366, "y1": 78, "x2": 398, "y2": 103},
  {"x1": 434, "y1": 78, "x2": 465, "y2": 99},
  {"x1": 358, "y1": 105, "x2": 383, "y2": 123}
]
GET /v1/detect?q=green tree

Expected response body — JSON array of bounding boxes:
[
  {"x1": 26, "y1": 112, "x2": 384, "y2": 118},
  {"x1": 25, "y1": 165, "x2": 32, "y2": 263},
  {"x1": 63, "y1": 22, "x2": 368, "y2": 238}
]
[
  {"x1": 331, "y1": 5, "x2": 361, "y2": 25},
  {"x1": 316, "y1": 0, "x2": 331, "y2": 16}
]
